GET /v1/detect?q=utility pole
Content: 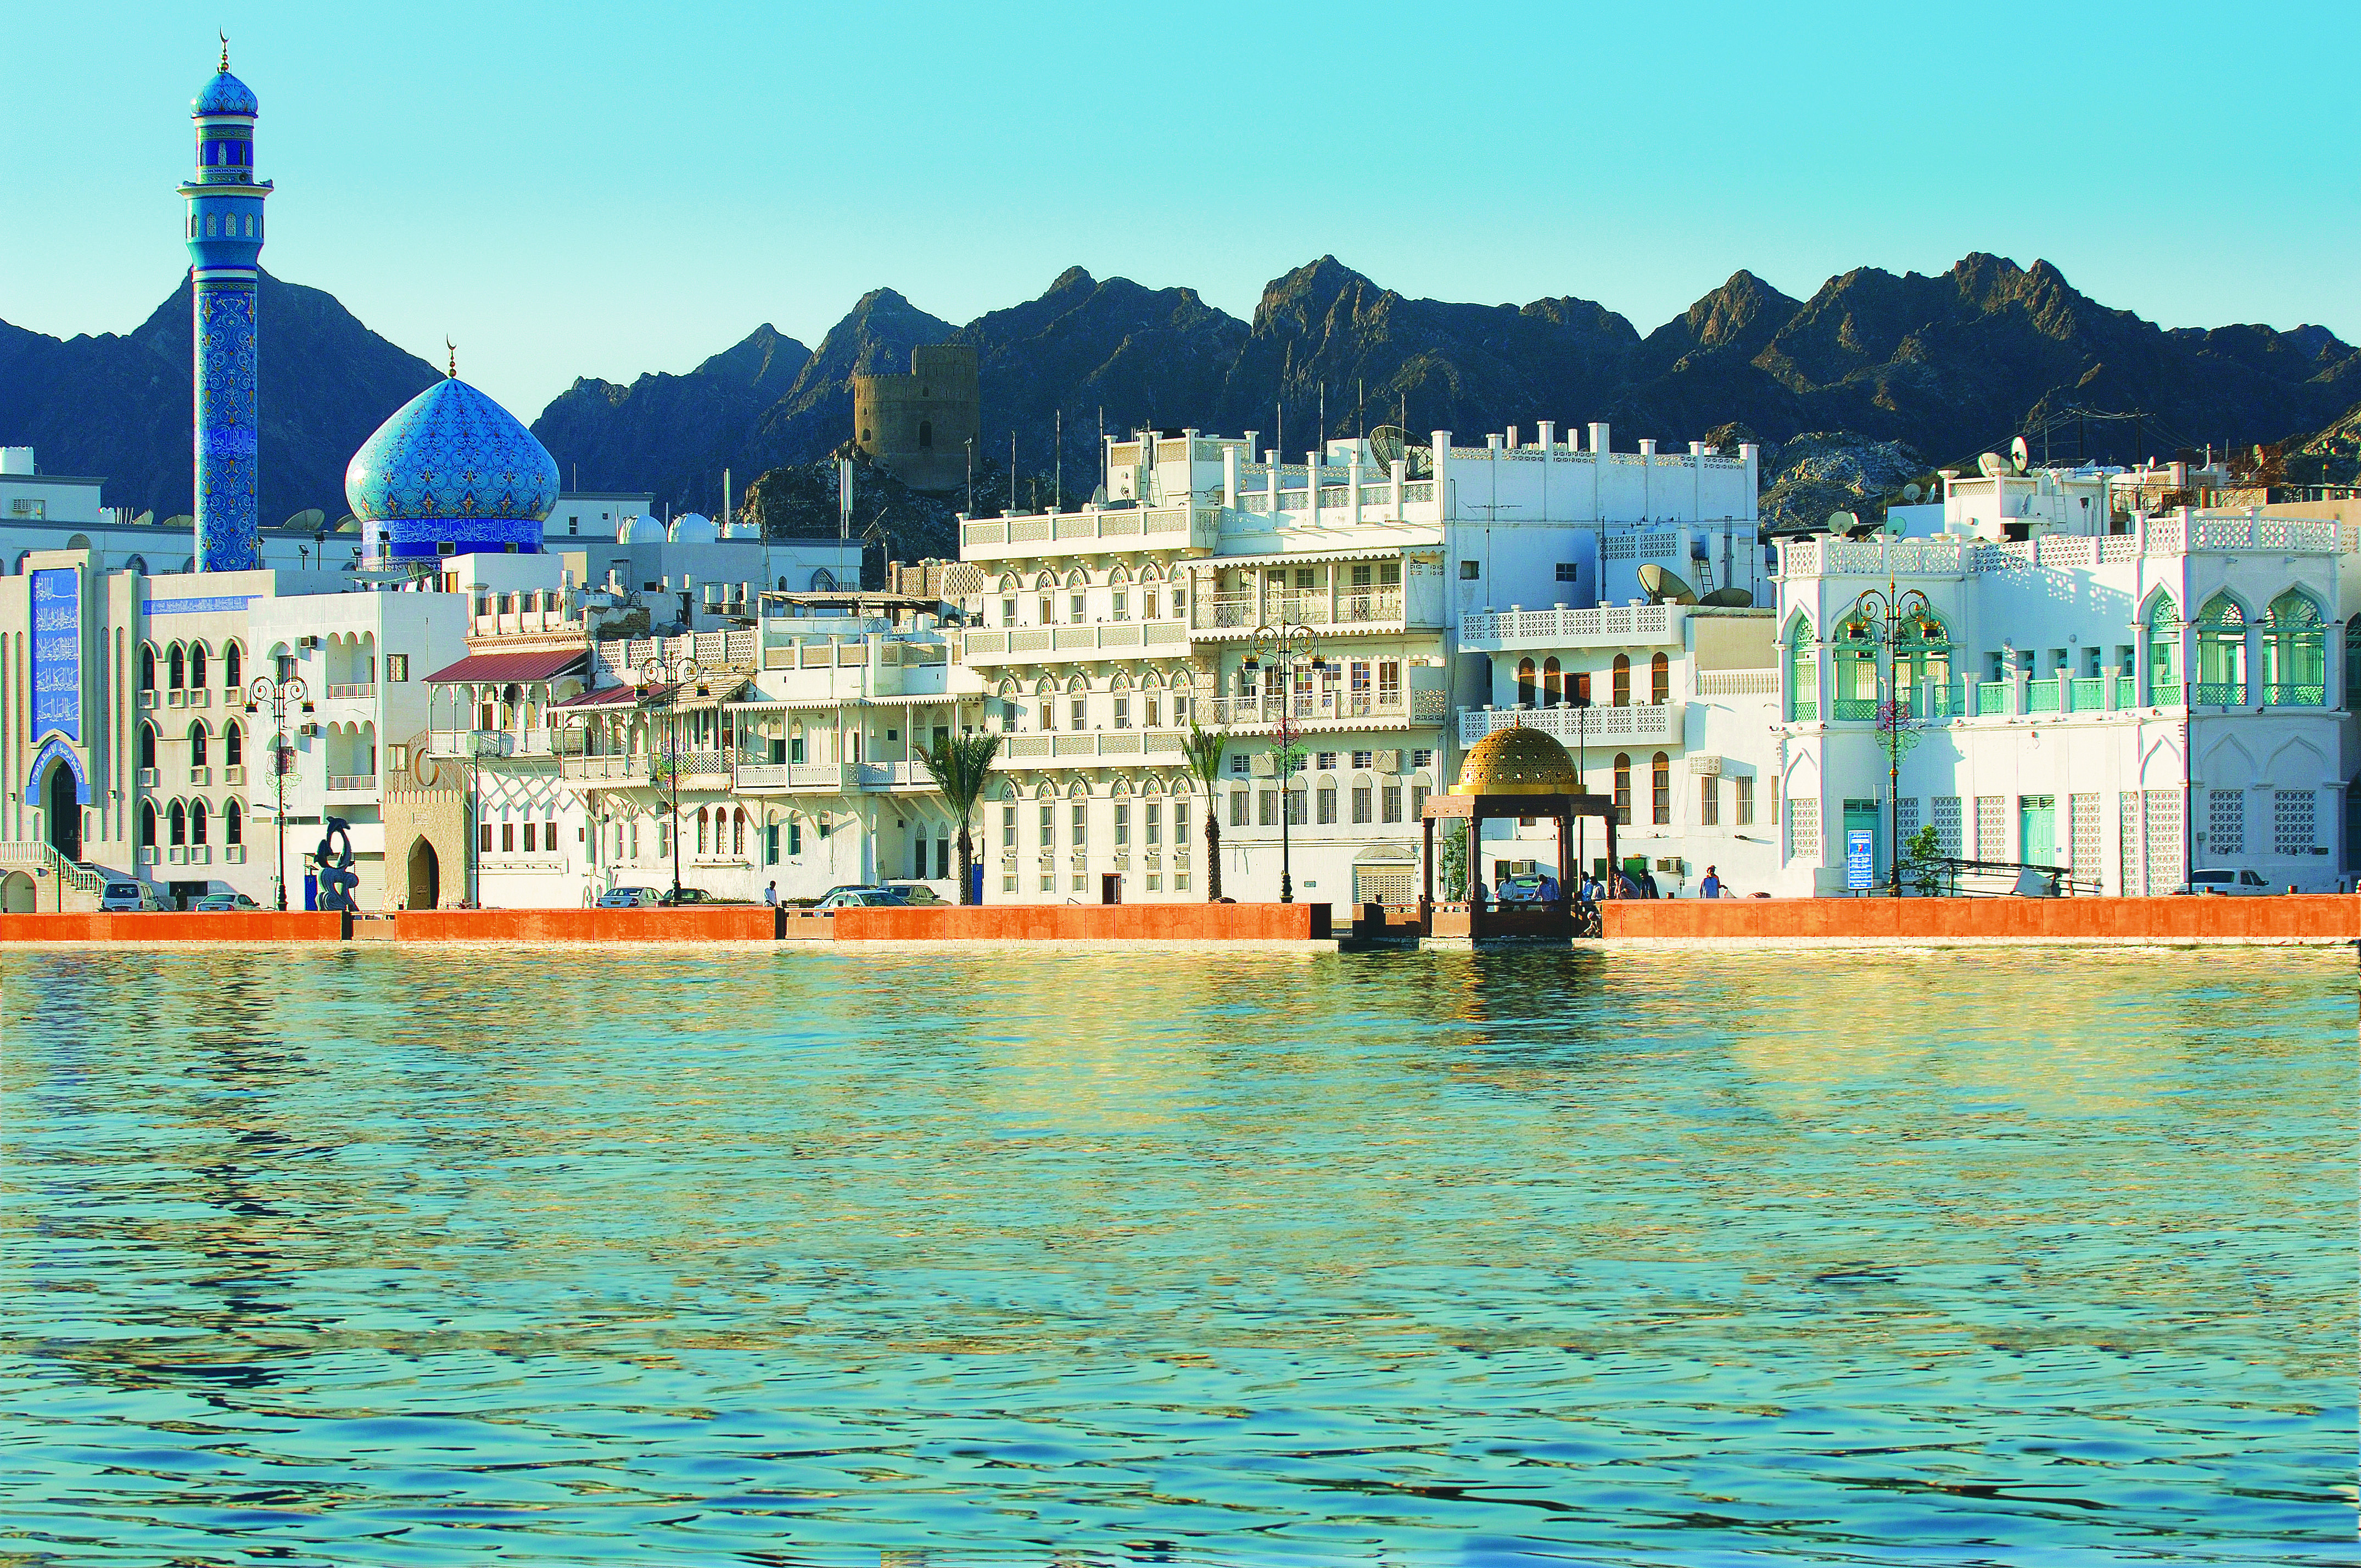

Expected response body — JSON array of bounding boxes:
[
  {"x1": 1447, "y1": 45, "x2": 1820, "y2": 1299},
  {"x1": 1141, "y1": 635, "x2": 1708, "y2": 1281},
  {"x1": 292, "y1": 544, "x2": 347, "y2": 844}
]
[
  {"x1": 1009, "y1": 430, "x2": 1016, "y2": 514},
  {"x1": 1054, "y1": 407, "x2": 1062, "y2": 512},
  {"x1": 965, "y1": 436, "x2": 974, "y2": 517}
]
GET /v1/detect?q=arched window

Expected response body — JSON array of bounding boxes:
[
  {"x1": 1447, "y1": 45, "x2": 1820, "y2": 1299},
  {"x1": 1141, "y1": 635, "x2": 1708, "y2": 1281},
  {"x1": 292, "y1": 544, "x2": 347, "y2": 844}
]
[
  {"x1": 1612, "y1": 653, "x2": 1631, "y2": 707},
  {"x1": 2261, "y1": 591, "x2": 2326, "y2": 706},
  {"x1": 223, "y1": 721, "x2": 243, "y2": 766},
  {"x1": 2146, "y1": 593, "x2": 2181, "y2": 703},
  {"x1": 1515, "y1": 658, "x2": 1537, "y2": 707},
  {"x1": 167, "y1": 643, "x2": 186, "y2": 690},
  {"x1": 733, "y1": 808, "x2": 747, "y2": 857},
  {"x1": 224, "y1": 800, "x2": 243, "y2": 845},
  {"x1": 222, "y1": 642, "x2": 242, "y2": 690},
  {"x1": 189, "y1": 721, "x2": 209, "y2": 769},
  {"x1": 189, "y1": 800, "x2": 208, "y2": 846},
  {"x1": 1649, "y1": 652, "x2": 1670, "y2": 705},
  {"x1": 1895, "y1": 608, "x2": 1951, "y2": 710},
  {"x1": 189, "y1": 643, "x2": 209, "y2": 690},
  {"x1": 1652, "y1": 752, "x2": 1671, "y2": 825},
  {"x1": 139, "y1": 721, "x2": 157, "y2": 771},
  {"x1": 1613, "y1": 753, "x2": 1632, "y2": 825},
  {"x1": 1786, "y1": 615, "x2": 1818, "y2": 721},
  {"x1": 1832, "y1": 609, "x2": 1879, "y2": 719},
  {"x1": 139, "y1": 802, "x2": 156, "y2": 849},
  {"x1": 1542, "y1": 657, "x2": 1562, "y2": 705},
  {"x1": 696, "y1": 807, "x2": 710, "y2": 855},
  {"x1": 139, "y1": 645, "x2": 157, "y2": 692},
  {"x1": 168, "y1": 801, "x2": 187, "y2": 847},
  {"x1": 2196, "y1": 595, "x2": 2247, "y2": 705}
]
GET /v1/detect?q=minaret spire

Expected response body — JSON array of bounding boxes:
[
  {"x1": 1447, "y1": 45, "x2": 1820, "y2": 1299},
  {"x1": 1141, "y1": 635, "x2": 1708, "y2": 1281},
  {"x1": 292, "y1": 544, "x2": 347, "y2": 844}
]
[
  {"x1": 446, "y1": 338, "x2": 457, "y2": 378},
  {"x1": 219, "y1": 31, "x2": 229, "y2": 69},
  {"x1": 183, "y1": 41, "x2": 270, "y2": 572}
]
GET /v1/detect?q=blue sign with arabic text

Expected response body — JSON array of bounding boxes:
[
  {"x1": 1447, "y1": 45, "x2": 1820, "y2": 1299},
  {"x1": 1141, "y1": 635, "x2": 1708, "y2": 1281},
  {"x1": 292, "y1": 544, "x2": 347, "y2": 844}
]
[
  {"x1": 1846, "y1": 829, "x2": 1874, "y2": 891},
  {"x1": 30, "y1": 568, "x2": 80, "y2": 744}
]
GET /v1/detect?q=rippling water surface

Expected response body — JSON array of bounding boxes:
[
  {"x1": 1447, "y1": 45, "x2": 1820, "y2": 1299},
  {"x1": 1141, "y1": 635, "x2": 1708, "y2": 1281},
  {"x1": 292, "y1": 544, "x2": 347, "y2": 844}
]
[{"x1": 1, "y1": 947, "x2": 2351, "y2": 1564}]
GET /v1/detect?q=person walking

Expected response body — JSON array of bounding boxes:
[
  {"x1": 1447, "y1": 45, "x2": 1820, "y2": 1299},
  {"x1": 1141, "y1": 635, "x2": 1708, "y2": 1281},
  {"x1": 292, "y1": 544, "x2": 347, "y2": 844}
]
[{"x1": 1700, "y1": 865, "x2": 1722, "y2": 900}]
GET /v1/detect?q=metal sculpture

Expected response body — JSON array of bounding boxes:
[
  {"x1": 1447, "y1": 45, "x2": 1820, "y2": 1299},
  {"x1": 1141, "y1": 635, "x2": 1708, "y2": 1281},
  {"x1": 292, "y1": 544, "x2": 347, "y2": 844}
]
[{"x1": 314, "y1": 815, "x2": 358, "y2": 912}]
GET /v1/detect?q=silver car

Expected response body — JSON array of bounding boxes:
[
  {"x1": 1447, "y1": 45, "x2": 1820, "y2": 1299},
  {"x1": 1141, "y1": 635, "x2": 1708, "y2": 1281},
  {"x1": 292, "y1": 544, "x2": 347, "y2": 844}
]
[
  {"x1": 98, "y1": 880, "x2": 166, "y2": 912},
  {"x1": 2182, "y1": 868, "x2": 2275, "y2": 895},
  {"x1": 596, "y1": 886, "x2": 661, "y2": 908}
]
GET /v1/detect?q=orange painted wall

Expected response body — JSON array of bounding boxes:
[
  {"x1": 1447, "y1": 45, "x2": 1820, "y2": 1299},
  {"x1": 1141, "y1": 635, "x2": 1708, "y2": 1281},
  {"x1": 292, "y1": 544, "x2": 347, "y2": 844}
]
[
  {"x1": 388, "y1": 908, "x2": 782, "y2": 942},
  {"x1": 0, "y1": 911, "x2": 345, "y2": 943},
  {"x1": 1601, "y1": 895, "x2": 2359, "y2": 943},
  {"x1": 833, "y1": 902, "x2": 1333, "y2": 942}
]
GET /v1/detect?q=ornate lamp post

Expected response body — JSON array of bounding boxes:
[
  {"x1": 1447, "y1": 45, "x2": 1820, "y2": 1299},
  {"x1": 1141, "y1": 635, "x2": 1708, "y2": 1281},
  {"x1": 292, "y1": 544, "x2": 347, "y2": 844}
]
[
  {"x1": 640, "y1": 653, "x2": 701, "y2": 904},
  {"x1": 245, "y1": 673, "x2": 307, "y2": 909},
  {"x1": 1242, "y1": 621, "x2": 1322, "y2": 903},
  {"x1": 1840, "y1": 584, "x2": 1937, "y2": 898}
]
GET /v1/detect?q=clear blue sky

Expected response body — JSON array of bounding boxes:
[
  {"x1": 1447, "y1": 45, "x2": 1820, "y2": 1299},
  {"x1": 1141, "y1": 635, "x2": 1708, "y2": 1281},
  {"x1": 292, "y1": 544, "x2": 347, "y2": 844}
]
[{"x1": 10, "y1": 0, "x2": 2356, "y2": 421}]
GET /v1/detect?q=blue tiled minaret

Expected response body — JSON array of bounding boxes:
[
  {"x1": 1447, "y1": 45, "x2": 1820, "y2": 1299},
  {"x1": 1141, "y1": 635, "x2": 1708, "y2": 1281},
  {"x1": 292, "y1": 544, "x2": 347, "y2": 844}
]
[{"x1": 180, "y1": 38, "x2": 271, "y2": 572}]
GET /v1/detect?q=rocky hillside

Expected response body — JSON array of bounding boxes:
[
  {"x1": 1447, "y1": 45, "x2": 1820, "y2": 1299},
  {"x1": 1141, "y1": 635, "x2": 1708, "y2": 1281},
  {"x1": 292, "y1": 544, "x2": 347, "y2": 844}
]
[
  {"x1": 0, "y1": 271, "x2": 439, "y2": 527},
  {"x1": 5, "y1": 254, "x2": 2351, "y2": 528}
]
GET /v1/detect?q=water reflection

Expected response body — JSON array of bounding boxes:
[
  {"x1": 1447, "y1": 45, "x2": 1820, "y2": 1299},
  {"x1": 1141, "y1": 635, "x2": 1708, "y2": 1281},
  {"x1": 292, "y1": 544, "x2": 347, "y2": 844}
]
[{"x1": 1, "y1": 945, "x2": 2349, "y2": 1564}]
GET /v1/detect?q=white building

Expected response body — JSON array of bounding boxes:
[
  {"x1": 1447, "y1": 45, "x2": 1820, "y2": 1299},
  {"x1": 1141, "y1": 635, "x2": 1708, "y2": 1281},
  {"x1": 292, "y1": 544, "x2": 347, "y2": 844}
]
[{"x1": 1772, "y1": 479, "x2": 2359, "y2": 897}]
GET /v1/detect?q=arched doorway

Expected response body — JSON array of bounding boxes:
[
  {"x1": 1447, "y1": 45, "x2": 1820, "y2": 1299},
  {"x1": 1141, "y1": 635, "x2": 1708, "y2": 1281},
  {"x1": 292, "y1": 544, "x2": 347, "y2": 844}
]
[
  {"x1": 43, "y1": 761, "x2": 81, "y2": 863},
  {"x1": 407, "y1": 838, "x2": 440, "y2": 910},
  {"x1": 1, "y1": 871, "x2": 35, "y2": 912}
]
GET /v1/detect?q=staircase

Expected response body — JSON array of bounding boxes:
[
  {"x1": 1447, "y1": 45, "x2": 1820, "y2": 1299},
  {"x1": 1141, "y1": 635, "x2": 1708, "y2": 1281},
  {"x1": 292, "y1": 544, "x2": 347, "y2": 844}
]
[{"x1": 0, "y1": 842, "x2": 108, "y2": 912}]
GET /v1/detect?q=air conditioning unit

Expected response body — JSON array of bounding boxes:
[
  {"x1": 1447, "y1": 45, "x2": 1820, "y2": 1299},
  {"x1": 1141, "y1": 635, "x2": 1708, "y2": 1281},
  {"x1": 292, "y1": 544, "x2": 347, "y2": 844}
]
[
  {"x1": 299, "y1": 636, "x2": 320, "y2": 649},
  {"x1": 298, "y1": 723, "x2": 318, "y2": 738}
]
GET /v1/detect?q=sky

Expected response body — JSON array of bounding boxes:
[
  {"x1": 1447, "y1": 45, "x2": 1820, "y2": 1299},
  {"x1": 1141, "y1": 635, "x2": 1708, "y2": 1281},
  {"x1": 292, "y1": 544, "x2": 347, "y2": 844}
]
[{"x1": 8, "y1": 0, "x2": 2357, "y2": 421}]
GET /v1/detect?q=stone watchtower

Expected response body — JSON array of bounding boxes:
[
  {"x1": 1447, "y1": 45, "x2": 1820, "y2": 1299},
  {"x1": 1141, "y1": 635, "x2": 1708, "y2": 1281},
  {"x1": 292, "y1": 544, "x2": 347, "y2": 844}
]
[{"x1": 853, "y1": 345, "x2": 978, "y2": 494}]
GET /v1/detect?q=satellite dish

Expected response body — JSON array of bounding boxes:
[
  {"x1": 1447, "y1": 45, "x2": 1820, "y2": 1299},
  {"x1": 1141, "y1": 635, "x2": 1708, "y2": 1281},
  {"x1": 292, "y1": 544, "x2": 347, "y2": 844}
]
[
  {"x1": 1825, "y1": 510, "x2": 1859, "y2": 535},
  {"x1": 284, "y1": 507, "x2": 326, "y2": 532},
  {"x1": 1637, "y1": 563, "x2": 1699, "y2": 605},
  {"x1": 2010, "y1": 436, "x2": 2031, "y2": 474},
  {"x1": 1366, "y1": 425, "x2": 1431, "y2": 478},
  {"x1": 1700, "y1": 586, "x2": 1754, "y2": 608},
  {"x1": 162, "y1": 513, "x2": 193, "y2": 530},
  {"x1": 1089, "y1": 484, "x2": 1107, "y2": 507},
  {"x1": 1901, "y1": 482, "x2": 1923, "y2": 503},
  {"x1": 132, "y1": 509, "x2": 155, "y2": 527},
  {"x1": 334, "y1": 513, "x2": 361, "y2": 533},
  {"x1": 1976, "y1": 452, "x2": 2009, "y2": 478}
]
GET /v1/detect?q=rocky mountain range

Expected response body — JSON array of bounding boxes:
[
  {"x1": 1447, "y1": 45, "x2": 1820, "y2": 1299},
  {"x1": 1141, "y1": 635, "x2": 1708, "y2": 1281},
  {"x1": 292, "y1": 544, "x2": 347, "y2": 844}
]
[{"x1": 3, "y1": 255, "x2": 2352, "y2": 536}]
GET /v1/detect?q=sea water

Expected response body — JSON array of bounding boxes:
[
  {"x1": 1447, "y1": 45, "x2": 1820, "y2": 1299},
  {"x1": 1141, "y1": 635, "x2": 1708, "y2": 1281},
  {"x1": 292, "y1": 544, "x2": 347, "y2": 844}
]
[{"x1": 1, "y1": 946, "x2": 2350, "y2": 1565}]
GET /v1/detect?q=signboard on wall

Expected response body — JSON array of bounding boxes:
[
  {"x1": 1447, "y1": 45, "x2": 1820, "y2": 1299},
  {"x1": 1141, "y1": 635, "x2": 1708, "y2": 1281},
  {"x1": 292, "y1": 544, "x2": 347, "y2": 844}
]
[
  {"x1": 1846, "y1": 829, "x2": 1874, "y2": 891},
  {"x1": 30, "y1": 568, "x2": 80, "y2": 744}
]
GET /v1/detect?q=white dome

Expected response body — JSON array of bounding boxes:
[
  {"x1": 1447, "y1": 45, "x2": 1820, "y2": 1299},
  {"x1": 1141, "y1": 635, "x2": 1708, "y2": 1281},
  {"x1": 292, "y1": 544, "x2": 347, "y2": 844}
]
[
  {"x1": 668, "y1": 512, "x2": 718, "y2": 545},
  {"x1": 619, "y1": 515, "x2": 665, "y2": 545}
]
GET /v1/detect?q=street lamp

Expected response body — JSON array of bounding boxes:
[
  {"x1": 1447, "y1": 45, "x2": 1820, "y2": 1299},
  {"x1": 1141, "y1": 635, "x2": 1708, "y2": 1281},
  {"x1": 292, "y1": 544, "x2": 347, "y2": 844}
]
[
  {"x1": 640, "y1": 653, "x2": 701, "y2": 904},
  {"x1": 1840, "y1": 584, "x2": 1937, "y2": 898},
  {"x1": 1243, "y1": 621, "x2": 1322, "y2": 904},
  {"x1": 245, "y1": 673, "x2": 307, "y2": 910}
]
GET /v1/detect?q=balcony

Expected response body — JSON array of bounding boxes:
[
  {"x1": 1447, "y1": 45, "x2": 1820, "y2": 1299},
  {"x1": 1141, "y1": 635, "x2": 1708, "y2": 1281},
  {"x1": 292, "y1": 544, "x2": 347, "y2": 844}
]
[
  {"x1": 961, "y1": 619, "x2": 1189, "y2": 666},
  {"x1": 849, "y1": 761, "x2": 931, "y2": 790},
  {"x1": 959, "y1": 505, "x2": 1217, "y2": 562},
  {"x1": 1203, "y1": 688, "x2": 1449, "y2": 733},
  {"x1": 994, "y1": 730, "x2": 1188, "y2": 768},
  {"x1": 2264, "y1": 683, "x2": 2326, "y2": 707},
  {"x1": 325, "y1": 772, "x2": 377, "y2": 795},
  {"x1": 324, "y1": 682, "x2": 377, "y2": 701},
  {"x1": 1458, "y1": 602, "x2": 1678, "y2": 651},
  {"x1": 2192, "y1": 682, "x2": 2247, "y2": 706},
  {"x1": 428, "y1": 727, "x2": 569, "y2": 759},
  {"x1": 733, "y1": 761, "x2": 848, "y2": 793},
  {"x1": 1192, "y1": 589, "x2": 1408, "y2": 637},
  {"x1": 1458, "y1": 703, "x2": 1681, "y2": 747}
]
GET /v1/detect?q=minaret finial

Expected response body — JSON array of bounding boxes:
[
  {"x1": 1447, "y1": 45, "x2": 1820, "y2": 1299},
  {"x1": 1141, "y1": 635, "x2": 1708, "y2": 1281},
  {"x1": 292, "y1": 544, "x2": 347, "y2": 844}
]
[
  {"x1": 445, "y1": 338, "x2": 456, "y2": 378},
  {"x1": 219, "y1": 31, "x2": 230, "y2": 70}
]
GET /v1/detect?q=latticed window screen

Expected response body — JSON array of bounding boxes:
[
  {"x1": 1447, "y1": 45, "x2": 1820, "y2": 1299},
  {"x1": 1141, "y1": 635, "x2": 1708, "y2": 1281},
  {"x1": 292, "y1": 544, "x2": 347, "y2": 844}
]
[
  {"x1": 1932, "y1": 797, "x2": 1962, "y2": 858},
  {"x1": 1788, "y1": 797, "x2": 1820, "y2": 863},
  {"x1": 2143, "y1": 791, "x2": 2183, "y2": 894},
  {"x1": 1895, "y1": 797, "x2": 1922, "y2": 841},
  {"x1": 2119, "y1": 793, "x2": 2142, "y2": 897},
  {"x1": 2273, "y1": 790, "x2": 2317, "y2": 856},
  {"x1": 2207, "y1": 789, "x2": 2245, "y2": 856},
  {"x1": 1975, "y1": 796, "x2": 2007, "y2": 860},
  {"x1": 2070, "y1": 794, "x2": 2102, "y2": 891}
]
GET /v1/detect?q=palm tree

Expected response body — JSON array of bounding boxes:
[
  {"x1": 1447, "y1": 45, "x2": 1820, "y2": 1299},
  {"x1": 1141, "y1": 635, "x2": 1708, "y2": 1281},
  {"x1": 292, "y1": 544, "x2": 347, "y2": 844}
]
[
  {"x1": 917, "y1": 727, "x2": 1004, "y2": 905},
  {"x1": 1182, "y1": 723, "x2": 1228, "y2": 902}
]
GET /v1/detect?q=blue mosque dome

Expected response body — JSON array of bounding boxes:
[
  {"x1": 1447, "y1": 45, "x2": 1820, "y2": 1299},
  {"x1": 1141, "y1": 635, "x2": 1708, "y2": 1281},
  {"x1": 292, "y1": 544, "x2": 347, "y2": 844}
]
[
  {"x1": 194, "y1": 68, "x2": 258, "y2": 115},
  {"x1": 345, "y1": 375, "x2": 560, "y2": 559}
]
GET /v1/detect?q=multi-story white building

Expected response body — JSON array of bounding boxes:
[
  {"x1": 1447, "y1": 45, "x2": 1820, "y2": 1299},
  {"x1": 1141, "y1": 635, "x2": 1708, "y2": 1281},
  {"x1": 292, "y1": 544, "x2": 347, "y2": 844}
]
[
  {"x1": 1458, "y1": 601, "x2": 1783, "y2": 896},
  {"x1": 1771, "y1": 478, "x2": 2359, "y2": 897},
  {"x1": 950, "y1": 424, "x2": 1763, "y2": 904}
]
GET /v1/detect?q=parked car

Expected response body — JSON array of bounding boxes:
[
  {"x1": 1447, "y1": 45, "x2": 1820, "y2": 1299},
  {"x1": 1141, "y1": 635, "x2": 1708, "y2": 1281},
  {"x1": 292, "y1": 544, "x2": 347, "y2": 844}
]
[
  {"x1": 814, "y1": 887, "x2": 910, "y2": 911},
  {"x1": 882, "y1": 881, "x2": 949, "y2": 905},
  {"x1": 98, "y1": 880, "x2": 167, "y2": 912},
  {"x1": 2182, "y1": 868, "x2": 2275, "y2": 895},
  {"x1": 596, "y1": 887, "x2": 661, "y2": 908},
  {"x1": 658, "y1": 887, "x2": 752, "y2": 906},
  {"x1": 193, "y1": 892, "x2": 262, "y2": 912}
]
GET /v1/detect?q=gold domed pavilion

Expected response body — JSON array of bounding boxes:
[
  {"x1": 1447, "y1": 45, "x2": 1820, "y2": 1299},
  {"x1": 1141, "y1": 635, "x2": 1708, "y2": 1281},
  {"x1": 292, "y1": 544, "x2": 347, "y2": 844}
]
[{"x1": 1454, "y1": 725, "x2": 1581, "y2": 797}]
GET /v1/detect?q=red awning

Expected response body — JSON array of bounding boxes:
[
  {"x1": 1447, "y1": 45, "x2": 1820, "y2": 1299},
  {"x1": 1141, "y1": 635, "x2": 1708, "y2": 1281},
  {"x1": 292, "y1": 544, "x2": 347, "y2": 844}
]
[{"x1": 422, "y1": 648, "x2": 588, "y2": 685}]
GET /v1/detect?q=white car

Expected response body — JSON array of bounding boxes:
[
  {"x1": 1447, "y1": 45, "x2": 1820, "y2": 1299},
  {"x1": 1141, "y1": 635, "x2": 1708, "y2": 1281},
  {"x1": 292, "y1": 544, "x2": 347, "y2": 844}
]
[
  {"x1": 596, "y1": 886, "x2": 661, "y2": 908},
  {"x1": 2182, "y1": 868, "x2": 2275, "y2": 895},
  {"x1": 98, "y1": 880, "x2": 167, "y2": 912}
]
